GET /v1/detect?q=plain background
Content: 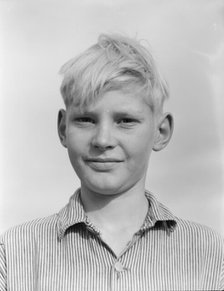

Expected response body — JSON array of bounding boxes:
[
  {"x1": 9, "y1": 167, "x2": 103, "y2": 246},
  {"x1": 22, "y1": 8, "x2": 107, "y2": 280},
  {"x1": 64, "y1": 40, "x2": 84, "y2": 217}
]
[{"x1": 0, "y1": 0, "x2": 223, "y2": 235}]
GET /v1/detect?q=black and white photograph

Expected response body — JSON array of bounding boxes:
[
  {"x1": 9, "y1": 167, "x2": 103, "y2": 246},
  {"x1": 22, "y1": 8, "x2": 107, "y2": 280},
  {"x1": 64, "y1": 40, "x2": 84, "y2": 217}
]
[{"x1": 0, "y1": 0, "x2": 224, "y2": 290}]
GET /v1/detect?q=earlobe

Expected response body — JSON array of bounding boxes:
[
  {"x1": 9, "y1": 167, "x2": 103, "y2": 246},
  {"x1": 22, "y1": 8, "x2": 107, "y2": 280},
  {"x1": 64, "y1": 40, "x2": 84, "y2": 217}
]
[
  {"x1": 153, "y1": 113, "x2": 174, "y2": 152},
  {"x1": 57, "y1": 109, "x2": 67, "y2": 148}
]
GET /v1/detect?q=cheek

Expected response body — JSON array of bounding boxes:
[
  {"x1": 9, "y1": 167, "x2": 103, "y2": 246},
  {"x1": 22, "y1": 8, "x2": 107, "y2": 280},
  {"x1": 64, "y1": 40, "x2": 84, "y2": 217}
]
[
  {"x1": 66, "y1": 134, "x2": 86, "y2": 163},
  {"x1": 124, "y1": 142, "x2": 152, "y2": 173},
  {"x1": 124, "y1": 133, "x2": 155, "y2": 174},
  {"x1": 128, "y1": 131, "x2": 154, "y2": 156},
  {"x1": 67, "y1": 130, "x2": 88, "y2": 151}
]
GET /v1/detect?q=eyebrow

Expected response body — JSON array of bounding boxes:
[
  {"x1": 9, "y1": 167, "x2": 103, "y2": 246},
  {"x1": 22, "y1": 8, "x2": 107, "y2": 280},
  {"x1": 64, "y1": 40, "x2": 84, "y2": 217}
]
[
  {"x1": 112, "y1": 111, "x2": 144, "y2": 118},
  {"x1": 72, "y1": 108, "x2": 144, "y2": 117}
]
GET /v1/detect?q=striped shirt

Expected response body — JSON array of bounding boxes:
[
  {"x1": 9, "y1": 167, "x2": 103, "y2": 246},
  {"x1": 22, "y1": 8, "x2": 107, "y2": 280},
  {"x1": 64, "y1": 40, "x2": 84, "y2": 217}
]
[{"x1": 0, "y1": 189, "x2": 224, "y2": 291}]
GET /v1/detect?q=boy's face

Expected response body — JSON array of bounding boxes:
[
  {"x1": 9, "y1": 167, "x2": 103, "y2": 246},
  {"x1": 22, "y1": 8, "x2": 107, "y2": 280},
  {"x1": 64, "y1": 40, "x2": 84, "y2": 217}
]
[{"x1": 59, "y1": 90, "x2": 164, "y2": 195}]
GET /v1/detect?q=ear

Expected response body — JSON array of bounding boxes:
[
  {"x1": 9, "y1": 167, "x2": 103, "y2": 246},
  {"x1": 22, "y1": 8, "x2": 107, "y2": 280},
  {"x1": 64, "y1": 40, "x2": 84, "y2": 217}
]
[
  {"x1": 57, "y1": 109, "x2": 67, "y2": 148},
  {"x1": 153, "y1": 113, "x2": 174, "y2": 152}
]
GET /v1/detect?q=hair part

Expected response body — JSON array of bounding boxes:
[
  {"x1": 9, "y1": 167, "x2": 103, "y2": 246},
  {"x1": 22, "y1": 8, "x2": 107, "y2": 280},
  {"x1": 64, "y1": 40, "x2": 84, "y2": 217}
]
[{"x1": 59, "y1": 33, "x2": 169, "y2": 112}]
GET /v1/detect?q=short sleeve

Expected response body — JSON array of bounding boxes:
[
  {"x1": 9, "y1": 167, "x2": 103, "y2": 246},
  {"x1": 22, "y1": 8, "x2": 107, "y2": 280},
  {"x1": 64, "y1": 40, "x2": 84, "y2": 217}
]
[{"x1": 0, "y1": 241, "x2": 7, "y2": 291}]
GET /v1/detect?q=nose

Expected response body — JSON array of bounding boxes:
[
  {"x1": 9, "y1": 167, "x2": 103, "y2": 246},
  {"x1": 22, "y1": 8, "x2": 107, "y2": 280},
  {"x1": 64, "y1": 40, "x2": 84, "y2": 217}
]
[{"x1": 91, "y1": 122, "x2": 116, "y2": 150}]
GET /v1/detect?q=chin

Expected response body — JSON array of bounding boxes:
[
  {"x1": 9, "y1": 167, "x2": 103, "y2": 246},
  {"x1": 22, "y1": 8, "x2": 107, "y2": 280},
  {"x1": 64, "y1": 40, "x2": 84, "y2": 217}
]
[
  {"x1": 90, "y1": 184, "x2": 121, "y2": 195},
  {"x1": 84, "y1": 178, "x2": 125, "y2": 196}
]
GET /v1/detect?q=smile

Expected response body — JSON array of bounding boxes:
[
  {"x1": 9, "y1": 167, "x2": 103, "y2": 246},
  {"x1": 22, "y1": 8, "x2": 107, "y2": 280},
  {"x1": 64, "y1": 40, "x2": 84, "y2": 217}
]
[{"x1": 85, "y1": 158, "x2": 123, "y2": 171}]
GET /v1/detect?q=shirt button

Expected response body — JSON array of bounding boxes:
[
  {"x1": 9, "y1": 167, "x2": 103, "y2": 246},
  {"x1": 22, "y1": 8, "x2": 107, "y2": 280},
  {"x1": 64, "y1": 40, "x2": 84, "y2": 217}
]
[{"x1": 114, "y1": 261, "x2": 124, "y2": 272}]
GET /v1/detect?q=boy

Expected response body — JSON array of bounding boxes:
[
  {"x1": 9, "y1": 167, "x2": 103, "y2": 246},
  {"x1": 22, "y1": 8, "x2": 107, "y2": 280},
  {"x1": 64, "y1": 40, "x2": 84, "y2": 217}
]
[{"x1": 0, "y1": 34, "x2": 223, "y2": 290}]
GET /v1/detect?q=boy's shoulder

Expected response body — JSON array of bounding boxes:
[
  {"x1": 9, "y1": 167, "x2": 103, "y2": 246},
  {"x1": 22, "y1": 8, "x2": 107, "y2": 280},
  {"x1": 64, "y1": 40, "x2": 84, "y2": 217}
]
[
  {"x1": 173, "y1": 217, "x2": 224, "y2": 251},
  {"x1": 147, "y1": 190, "x2": 224, "y2": 247},
  {"x1": 0, "y1": 213, "x2": 59, "y2": 246},
  {"x1": 0, "y1": 190, "x2": 83, "y2": 246},
  {"x1": 175, "y1": 216, "x2": 222, "y2": 236}
]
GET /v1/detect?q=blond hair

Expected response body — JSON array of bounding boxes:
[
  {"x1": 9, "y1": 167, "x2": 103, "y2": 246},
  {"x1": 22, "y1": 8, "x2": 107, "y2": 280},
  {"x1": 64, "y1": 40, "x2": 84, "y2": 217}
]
[{"x1": 60, "y1": 34, "x2": 169, "y2": 112}]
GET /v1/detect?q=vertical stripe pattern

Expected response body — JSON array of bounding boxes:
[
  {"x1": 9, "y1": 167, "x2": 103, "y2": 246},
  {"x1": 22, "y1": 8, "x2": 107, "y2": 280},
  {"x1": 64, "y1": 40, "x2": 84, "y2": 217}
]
[{"x1": 0, "y1": 189, "x2": 224, "y2": 290}]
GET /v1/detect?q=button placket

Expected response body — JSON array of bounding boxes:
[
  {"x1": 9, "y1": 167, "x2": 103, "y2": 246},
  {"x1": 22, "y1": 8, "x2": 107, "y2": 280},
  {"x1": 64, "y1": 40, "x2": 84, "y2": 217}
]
[
  {"x1": 110, "y1": 258, "x2": 129, "y2": 290},
  {"x1": 114, "y1": 261, "x2": 124, "y2": 272}
]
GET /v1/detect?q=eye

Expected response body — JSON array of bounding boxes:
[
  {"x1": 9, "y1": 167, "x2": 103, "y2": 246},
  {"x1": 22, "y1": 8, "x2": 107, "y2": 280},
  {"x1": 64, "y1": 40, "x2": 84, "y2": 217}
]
[
  {"x1": 74, "y1": 117, "x2": 95, "y2": 125},
  {"x1": 77, "y1": 117, "x2": 94, "y2": 123},
  {"x1": 117, "y1": 118, "x2": 139, "y2": 127},
  {"x1": 120, "y1": 118, "x2": 135, "y2": 123}
]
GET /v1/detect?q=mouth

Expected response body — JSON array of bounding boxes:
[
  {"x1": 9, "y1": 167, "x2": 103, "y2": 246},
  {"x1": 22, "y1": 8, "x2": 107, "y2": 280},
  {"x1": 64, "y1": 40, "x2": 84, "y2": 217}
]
[
  {"x1": 84, "y1": 158, "x2": 123, "y2": 171},
  {"x1": 86, "y1": 158, "x2": 123, "y2": 163}
]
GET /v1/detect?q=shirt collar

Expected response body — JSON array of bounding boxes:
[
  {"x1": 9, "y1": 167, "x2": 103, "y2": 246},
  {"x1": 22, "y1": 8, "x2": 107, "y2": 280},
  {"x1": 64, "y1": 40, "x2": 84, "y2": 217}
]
[
  {"x1": 57, "y1": 188, "x2": 177, "y2": 239},
  {"x1": 57, "y1": 188, "x2": 87, "y2": 239},
  {"x1": 141, "y1": 190, "x2": 177, "y2": 232}
]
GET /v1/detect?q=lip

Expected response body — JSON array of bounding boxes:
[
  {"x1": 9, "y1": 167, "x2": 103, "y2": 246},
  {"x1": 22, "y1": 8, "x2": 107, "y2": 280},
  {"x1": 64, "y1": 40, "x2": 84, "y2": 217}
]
[
  {"x1": 85, "y1": 158, "x2": 123, "y2": 171},
  {"x1": 86, "y1": 158, "x2": 123, "y2": 162}
]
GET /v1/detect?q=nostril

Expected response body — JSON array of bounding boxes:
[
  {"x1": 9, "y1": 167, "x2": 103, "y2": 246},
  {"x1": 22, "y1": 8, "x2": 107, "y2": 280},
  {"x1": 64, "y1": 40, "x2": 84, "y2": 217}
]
[
  {"x1": 91, "y1": 130, "x2": 110, "y2": 148},
  {"x1": 92, "y1": 141, "x2": 114, "y2": 150},
  {"x1": 91, "y1": 136, "x2": 116, "y2": 150}
]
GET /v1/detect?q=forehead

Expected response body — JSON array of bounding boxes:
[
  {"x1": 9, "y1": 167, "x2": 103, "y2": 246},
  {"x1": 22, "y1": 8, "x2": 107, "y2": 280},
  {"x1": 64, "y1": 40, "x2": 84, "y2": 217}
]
[{"x1": 69, "y1": 90, "x2": 152, "y2": 114}]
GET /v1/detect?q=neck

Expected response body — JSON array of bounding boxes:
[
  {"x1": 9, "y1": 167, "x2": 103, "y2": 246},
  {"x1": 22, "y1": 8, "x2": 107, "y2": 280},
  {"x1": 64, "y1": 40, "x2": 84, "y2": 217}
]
[{"x1": 80, "y1": 181, "x2": 148, "y2": 232}]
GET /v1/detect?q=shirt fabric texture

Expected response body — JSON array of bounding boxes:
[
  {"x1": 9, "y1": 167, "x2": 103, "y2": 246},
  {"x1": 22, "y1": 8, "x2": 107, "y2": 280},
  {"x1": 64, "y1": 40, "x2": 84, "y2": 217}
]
[{"x1": 0, "y1": 189, "x2": 224, "y2": 291}]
